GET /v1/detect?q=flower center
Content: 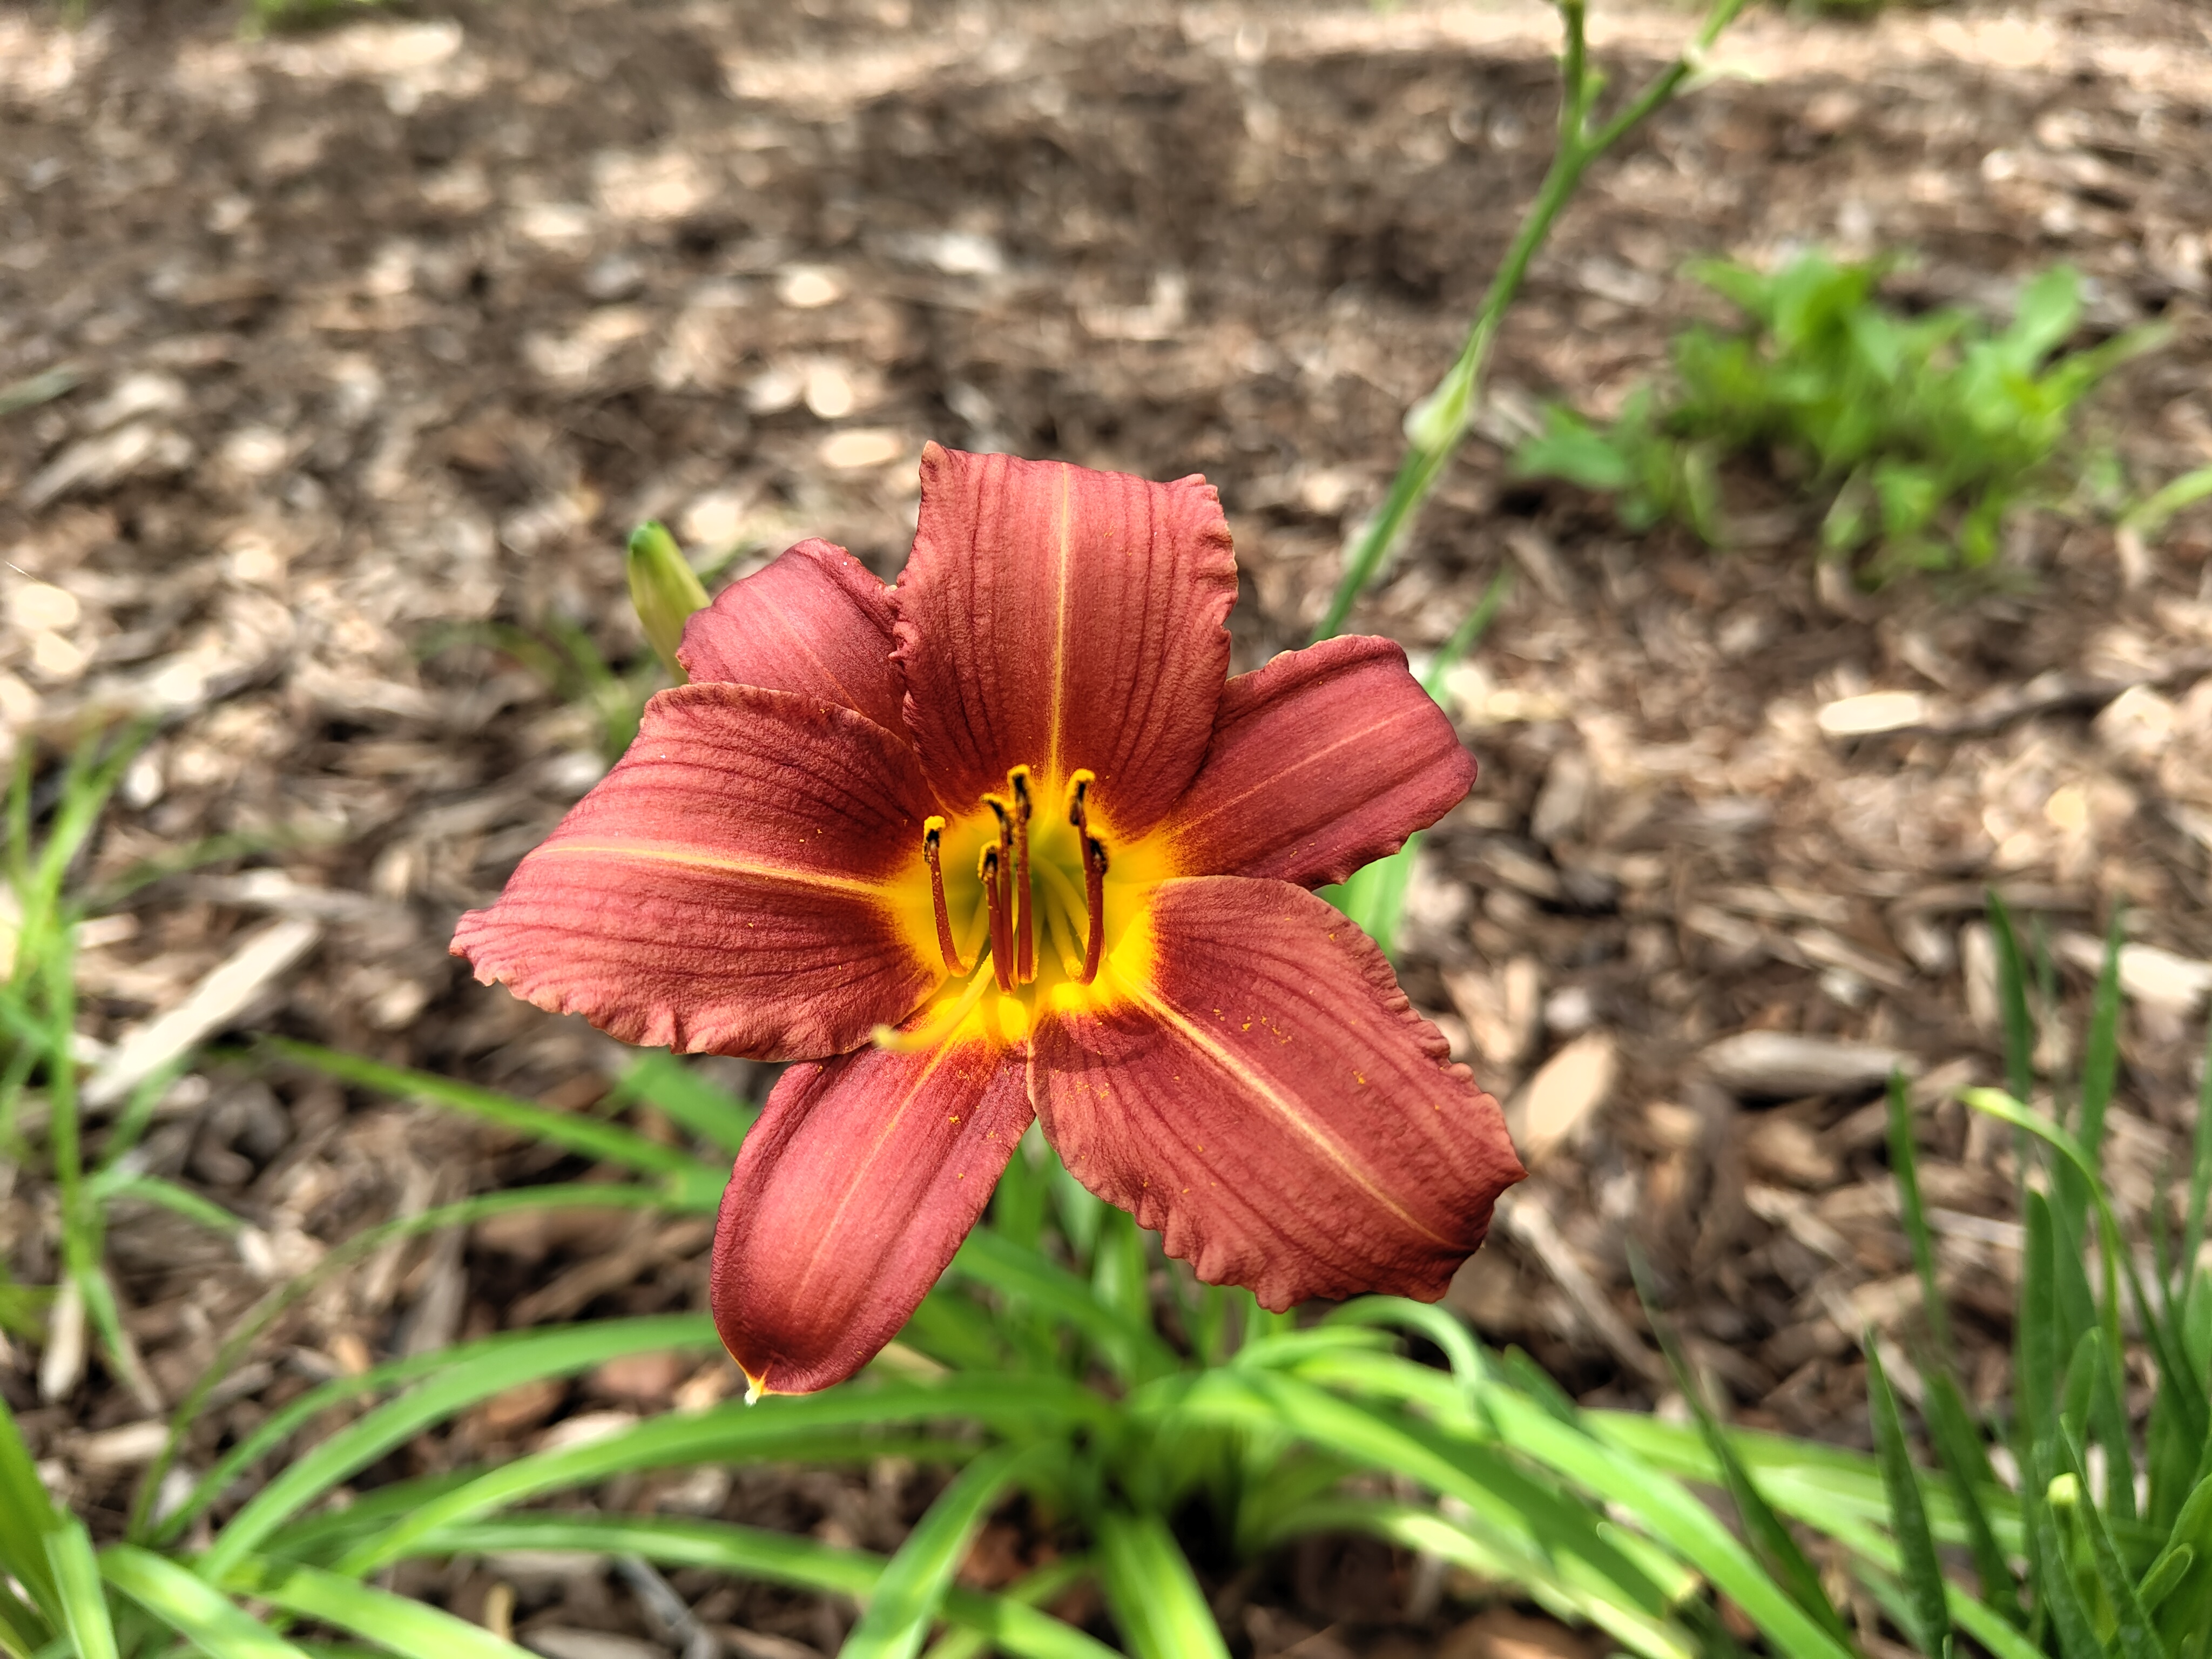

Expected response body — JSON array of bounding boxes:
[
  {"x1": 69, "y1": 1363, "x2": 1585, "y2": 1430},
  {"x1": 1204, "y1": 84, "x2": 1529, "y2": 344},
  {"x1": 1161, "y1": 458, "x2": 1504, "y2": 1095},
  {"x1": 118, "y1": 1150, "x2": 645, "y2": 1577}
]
[{"x1": 876, "y1": 765, "x2": 1138, "y2": 1052}]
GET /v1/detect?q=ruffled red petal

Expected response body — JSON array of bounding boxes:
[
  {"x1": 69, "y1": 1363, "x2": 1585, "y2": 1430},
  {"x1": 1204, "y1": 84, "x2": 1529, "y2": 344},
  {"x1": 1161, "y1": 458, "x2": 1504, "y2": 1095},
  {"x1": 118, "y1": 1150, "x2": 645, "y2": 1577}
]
[
  {"x1": 451, "y1": 684, "x2": 938, "y2": 1061},
  {"x1": 677, "y1": 538, "x2": 905, "y2": 732},
  {"x1": 1159, "y1": 636, "x2": 1475, "y2": 887},
  {"x1": 891, "y1": 444, "x2": 1237, "y2": 835},
  {"x1": 1032, "y1": 876, "x2": 1521, "y2": 1309},
  {"x1": 710, "y1": 1040, "x2": 1032, "y2": 1394}
]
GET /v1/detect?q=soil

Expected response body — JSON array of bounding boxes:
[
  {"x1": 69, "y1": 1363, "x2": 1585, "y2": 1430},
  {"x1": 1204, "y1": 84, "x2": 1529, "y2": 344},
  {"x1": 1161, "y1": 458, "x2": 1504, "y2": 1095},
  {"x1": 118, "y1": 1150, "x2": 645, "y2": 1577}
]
[{"x1": 5, "y1": 0, "x2": 2212, "y2": 1651}]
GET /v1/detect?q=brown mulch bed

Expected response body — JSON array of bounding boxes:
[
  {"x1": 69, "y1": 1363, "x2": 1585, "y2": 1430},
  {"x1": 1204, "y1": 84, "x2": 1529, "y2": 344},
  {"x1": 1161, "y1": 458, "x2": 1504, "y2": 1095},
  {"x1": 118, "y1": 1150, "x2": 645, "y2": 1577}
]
[{"x1": 5, "y1": 0, "x2": 2212, "y2": 1649}]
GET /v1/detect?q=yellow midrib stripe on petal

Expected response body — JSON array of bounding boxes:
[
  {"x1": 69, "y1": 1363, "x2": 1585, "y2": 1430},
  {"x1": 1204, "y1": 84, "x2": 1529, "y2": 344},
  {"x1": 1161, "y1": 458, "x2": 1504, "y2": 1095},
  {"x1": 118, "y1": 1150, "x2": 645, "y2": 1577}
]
[
  {"x1": 1168, "y1": 703, "x2": 1431, "y2": 843},
  {"x1": 534, "y1": 839, "x2": 898, "y2": 900},
  {"x1": 1046, "y1": 462, "x2": 1074, "y2": 786},
  {"x1": 789, "y1": 1038, "x2": 976, "y2": 1307},
  {"x1": 1119, "y1": 974, "x2": 1455, "y2": 1249}
]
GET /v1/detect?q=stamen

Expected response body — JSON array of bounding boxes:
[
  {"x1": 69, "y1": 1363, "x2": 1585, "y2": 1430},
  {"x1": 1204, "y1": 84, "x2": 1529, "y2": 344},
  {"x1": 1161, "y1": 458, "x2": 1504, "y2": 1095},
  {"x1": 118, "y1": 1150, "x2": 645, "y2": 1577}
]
[
  {"x1": 1008, "y1": 767, "x2": 1035, "y2": 985},
  {"x1": 1065, "y1": 768, "x2": 1108, "y2": 986},
  {"x1": 920, "y1": 817, "x2": 969, "y2": 975},
  {"x1": 978, "y1": 844, "x2": 1015, "y2": 994},
  {"x1": 1080, "y1": 832, "x2": 1109, "y2": 984}
]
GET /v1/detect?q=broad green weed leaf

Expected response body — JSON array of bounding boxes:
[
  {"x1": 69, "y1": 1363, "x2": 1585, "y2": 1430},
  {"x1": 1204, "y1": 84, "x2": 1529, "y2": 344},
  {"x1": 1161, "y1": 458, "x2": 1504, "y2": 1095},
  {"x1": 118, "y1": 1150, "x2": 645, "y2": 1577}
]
[{"x1": 2006, "y1": 266, "x2": 2082, "y2": 368}]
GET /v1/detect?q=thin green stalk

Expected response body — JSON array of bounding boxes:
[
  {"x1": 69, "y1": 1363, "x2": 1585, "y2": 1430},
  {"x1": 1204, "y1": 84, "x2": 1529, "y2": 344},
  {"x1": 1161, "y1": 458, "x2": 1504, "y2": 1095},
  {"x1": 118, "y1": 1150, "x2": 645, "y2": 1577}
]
[{"x1": 1312, "y1": 0, "x2": 1750, "y2": 642}]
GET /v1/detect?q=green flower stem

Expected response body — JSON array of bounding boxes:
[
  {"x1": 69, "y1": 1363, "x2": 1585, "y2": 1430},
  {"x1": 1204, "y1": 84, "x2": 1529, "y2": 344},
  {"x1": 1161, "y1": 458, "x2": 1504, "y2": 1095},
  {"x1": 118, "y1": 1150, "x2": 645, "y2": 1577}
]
[{"x1": 1312, "y1": 0, "x2": 1751, "y2": 643}]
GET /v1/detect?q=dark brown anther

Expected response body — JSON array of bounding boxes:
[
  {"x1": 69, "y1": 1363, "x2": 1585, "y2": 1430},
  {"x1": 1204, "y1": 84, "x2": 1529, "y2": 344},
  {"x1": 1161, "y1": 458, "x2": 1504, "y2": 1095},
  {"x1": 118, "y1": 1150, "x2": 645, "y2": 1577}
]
[{"x1": 921, "y1": 817, "x2": 968, "y2": 975}]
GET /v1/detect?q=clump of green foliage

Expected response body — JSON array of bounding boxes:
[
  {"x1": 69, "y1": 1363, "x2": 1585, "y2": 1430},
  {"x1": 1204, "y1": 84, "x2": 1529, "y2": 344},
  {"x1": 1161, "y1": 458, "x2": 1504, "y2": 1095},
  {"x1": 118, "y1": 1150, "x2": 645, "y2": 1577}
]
[
  {"x1": 1514, "y1": 254, "x2": 2160, "y2": 580},
  {"x1": 7, "y1": 881, "x2": 2208, "y2": 1657}
]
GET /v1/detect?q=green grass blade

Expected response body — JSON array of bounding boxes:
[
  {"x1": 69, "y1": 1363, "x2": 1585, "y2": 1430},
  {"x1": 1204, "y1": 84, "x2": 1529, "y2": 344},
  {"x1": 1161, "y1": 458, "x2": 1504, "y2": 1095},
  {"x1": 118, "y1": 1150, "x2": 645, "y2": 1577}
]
[
  {"x1": 42, "y1": 1522, "x2": 119, "y2": 1659},
  {"x1": 1633, "y1": 1253, "x2": 1852, "y2": 1649},
  {"x1": 0, "y1": 1582, "x2": 45, "y2": 1659},
  {"x1": 1313, "y1": 567, "x2": 1512, "y2": 956},
  {"x1": 91, "y1": 1173, "x2": 241, "y2": 1236},
  {"x1": 604, "y1": 1050, "x2": 757, "y2": 1155},
  {"x1": 160, "y1": 1314, "x2": 713, "y2": 1546},
  {"x1": 2018, "y1": 1187, "x2": 2059, "y2": 1455},
  {"x1": 919, "y1": 1558, "x2": 1092, "y2": 1659},
  {"x1": 1968, "y1": 1088, "x2": 2211, "y2": 1451},
  {"x1": 1986, "y1": 892, "x2": 2037, "y2": 1103},
  {"x1": 200, "y1": 1315, "x2": 717, "y2": 1579},
  {"x1": 417, "y1": 1517, "x2": 1120, "y2": 1659},
  {"x1": 1324, "y1": 1297, "x2": 1488, "y2": 1396},
  {"x1": 1865, "y1": 1342, "x2": 1951, "y2": 1656},
  {"x1": 1094, "y1": 1510, "x2": 1230, "y2": 1659},
  {"x1": 1474, "y1": 1392, "x2": 1860, "y2": 1659},
  {"x1": 100, "y1": 1546, "x2": 311, "y2": 1659},
  {"x1": 948, "y1": 1228, "x2": 1177, "y2": 1382},
  {"x1": 2054, "y1": 1428, "x2": 2161, "y2": 1659},
  {"x1": 2121, "y1": 462, "x2": 2212, "y2": 540},
  {"x1": 2075, "y1": 912, "x2": 2125, "y2": 1184},
  {"x1": 2023, "y1": 1485, "x2": 2104, "y2": 1659},
  {"x1": 1920, "y1": 1370, "x2": 2019, "y2": 1621},
  {"x1": 0, "y1": 1395, "x2": 61, "y2": 1621},
  {"x1": 844, "y1": 1443, "x2": 1039, "y2": 1659},
  {"x1": 2139, "y1": 1542, "x2": 2193, "y2": 1610},
  {"x1": 1262, "y1": 1496, "x2": 1695, "y2": 1659},
  {"x1": 2186, "y1": 1019, "x2": 2212, "y2": 1299},
  {"x1": 331, "y1": 1378, "x2": 1107, "y2": 1577},
  {"x1": 1886, "y1": 1070, "x2": 1953, "y2": 1366},
  {"x1": 2149, "y1": 1468, "x2": 2212, "y2": 1648},
  {"x1": 219, "y1": 1559, "x2": 529, "y2": 1659},
  {"x1": 130, "y1": 1183, "x2": 677, "y2": 1539},
  {"x1": 1172, "y1": 1357, "x2": 1689, "y2": 1612},
  {"x1": 261, "y1": 1038, "x2": 694, "y2": 1178}
]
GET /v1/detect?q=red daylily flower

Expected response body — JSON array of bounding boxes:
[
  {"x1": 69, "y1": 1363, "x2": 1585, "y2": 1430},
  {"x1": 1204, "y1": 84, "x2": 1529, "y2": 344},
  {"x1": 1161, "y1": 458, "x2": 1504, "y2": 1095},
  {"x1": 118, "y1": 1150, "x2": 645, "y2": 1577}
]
[{"x1": 454, "y1": 444, "x2": 1525, "y2": 1395}]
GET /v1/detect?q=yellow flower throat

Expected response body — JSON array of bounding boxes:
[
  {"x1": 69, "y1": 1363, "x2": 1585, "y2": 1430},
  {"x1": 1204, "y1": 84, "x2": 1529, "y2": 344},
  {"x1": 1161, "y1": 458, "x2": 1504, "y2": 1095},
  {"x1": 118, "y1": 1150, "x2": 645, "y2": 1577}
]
[{"x1": 876, "y1": 766, "x2": 1164, "y2": 1051}]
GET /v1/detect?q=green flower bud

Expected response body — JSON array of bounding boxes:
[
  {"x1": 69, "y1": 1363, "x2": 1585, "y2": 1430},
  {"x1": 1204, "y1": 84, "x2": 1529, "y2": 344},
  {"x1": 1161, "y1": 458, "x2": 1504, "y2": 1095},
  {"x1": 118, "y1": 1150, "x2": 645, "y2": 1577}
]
[
  {"x1": 626, "y1": 521, "x2": 710, "y2": 681},
  {"x1": 2046, "y1": 1472, "x2": 2080, "y2": 1509}
]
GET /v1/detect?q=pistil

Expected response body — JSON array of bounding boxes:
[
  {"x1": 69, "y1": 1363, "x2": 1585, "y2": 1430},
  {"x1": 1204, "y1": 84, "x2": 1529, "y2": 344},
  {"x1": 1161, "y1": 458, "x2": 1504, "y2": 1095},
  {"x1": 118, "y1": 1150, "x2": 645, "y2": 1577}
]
[{"x1": 984, "y1": 771, "x2": 1037, "y2": 987}]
